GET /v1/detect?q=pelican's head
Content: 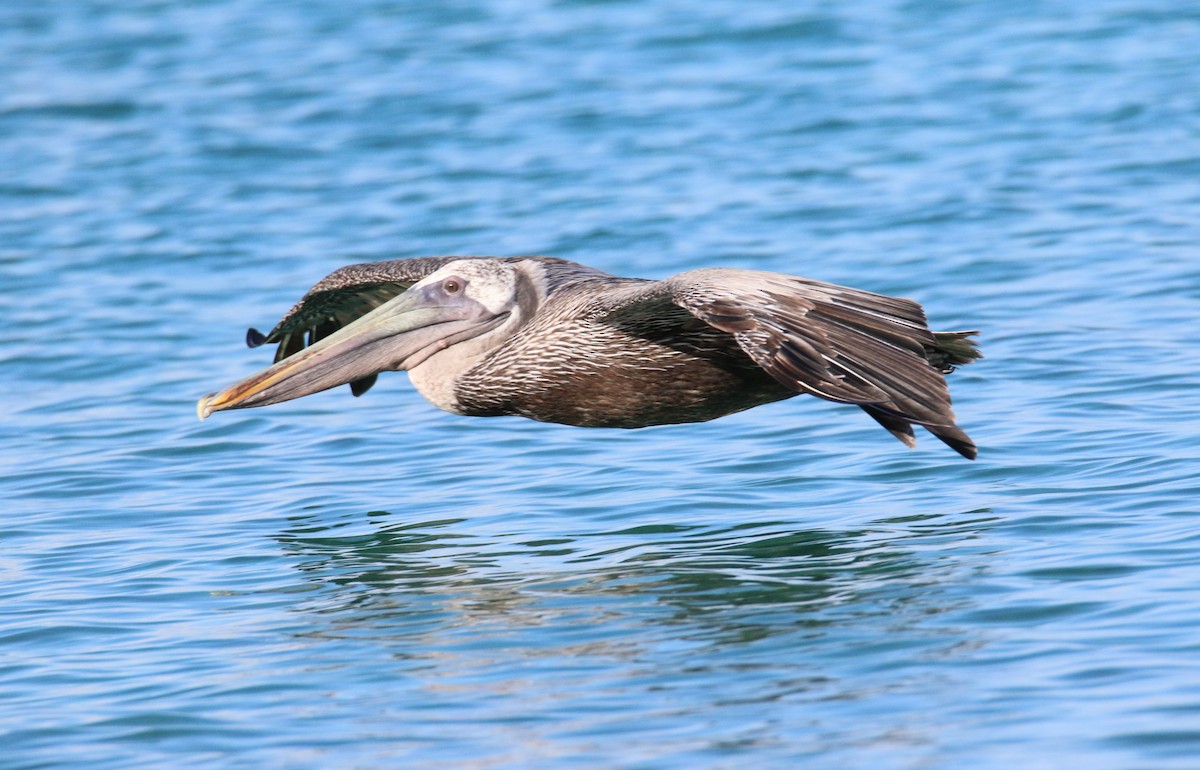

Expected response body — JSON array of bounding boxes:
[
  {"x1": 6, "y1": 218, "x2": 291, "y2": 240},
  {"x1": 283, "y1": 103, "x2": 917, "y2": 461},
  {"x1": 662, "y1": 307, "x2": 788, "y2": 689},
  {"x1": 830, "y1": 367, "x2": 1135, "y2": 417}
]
[{"x1": 197, "y1": 259, "x2": 534, "y2": 419}]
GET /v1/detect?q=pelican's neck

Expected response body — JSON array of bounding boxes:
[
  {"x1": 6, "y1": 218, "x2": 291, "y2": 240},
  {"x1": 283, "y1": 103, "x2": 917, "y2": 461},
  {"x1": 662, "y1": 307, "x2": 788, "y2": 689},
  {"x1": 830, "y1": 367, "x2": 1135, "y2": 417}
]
[
  {"x1": 406, "y1": 259, "x2": 557, "y2": 414},
  {"x1": 405, "y1": 297, "x2": 533, "y2": 415}
]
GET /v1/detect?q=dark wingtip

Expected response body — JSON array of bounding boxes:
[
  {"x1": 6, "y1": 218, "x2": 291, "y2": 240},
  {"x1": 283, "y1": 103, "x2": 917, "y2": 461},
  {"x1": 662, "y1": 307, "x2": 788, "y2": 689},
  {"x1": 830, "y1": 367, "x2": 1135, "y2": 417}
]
[
  {"x1": 246, "y1": 327, "x2": 268, "y2": 348},
  {"x1": 861, "y1": 405, "x2": 918, "y2": 449},
  {"x1": 933, "y1": 427, "x2": 978, "y2": 460},
  {"x1": 349, "y1": 374, "x2": 378, "y2": 398}
]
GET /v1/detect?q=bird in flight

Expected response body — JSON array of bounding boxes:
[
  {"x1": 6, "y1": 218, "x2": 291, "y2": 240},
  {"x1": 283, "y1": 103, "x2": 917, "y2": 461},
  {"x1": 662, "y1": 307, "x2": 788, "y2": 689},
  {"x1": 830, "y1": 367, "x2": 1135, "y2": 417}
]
[{"x1": 198, "y1": 256, "x2": 981, "y2": 458}]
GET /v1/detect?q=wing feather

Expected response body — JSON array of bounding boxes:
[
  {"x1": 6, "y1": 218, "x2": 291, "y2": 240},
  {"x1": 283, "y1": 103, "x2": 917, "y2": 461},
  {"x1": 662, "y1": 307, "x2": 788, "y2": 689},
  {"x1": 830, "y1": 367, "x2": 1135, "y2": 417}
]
[
  {"x1": 244, "y1": 257, "x2": 462, "y2": 395},
  {"x1": 595, "y1": 268, "x2": 978, "y2": 458}
]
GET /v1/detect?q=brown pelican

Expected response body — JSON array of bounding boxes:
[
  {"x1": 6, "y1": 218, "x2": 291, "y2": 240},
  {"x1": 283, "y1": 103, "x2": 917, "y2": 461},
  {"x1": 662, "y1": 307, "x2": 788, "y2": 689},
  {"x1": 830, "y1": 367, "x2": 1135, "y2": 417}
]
[{"x1": 198, "y1": 256, "x2": 981, "y2": 458}]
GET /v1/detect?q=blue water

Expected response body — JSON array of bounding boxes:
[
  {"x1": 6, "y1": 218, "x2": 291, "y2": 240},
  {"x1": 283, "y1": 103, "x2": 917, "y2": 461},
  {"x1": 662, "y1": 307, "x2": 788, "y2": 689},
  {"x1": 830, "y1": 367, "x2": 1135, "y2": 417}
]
[{"x1": 3, "y1": 1, "x2": 1200, "y2": 768}]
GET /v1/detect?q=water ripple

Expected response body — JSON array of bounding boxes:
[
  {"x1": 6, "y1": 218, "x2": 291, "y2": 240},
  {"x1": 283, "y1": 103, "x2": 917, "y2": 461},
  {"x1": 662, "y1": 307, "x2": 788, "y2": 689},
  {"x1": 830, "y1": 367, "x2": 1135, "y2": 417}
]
[{"x1": 4, "y1": 0, "x2": 1200, "y2": 768}]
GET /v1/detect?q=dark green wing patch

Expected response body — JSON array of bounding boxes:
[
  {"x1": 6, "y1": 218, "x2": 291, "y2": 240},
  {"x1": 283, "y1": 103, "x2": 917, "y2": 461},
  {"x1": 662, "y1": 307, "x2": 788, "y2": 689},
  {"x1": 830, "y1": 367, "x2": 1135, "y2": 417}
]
[{"x1": 244, "y1": 257, "x2": 462, "y2": 396}]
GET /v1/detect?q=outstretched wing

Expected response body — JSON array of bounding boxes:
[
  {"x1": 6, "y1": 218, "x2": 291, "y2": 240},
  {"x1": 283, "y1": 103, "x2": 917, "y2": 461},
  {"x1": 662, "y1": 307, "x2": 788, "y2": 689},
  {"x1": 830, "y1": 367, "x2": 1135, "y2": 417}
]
[
  {"x1": 246, "y1": 257, "x2": 462, "y2": 397},
  {"x1": 595, "y1": 268, "x2": 979, "y2": 458}
]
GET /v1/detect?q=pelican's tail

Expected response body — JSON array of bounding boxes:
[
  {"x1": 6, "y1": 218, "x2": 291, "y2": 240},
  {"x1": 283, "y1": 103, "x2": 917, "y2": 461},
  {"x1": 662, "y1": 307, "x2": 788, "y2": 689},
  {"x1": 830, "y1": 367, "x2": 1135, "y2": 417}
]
[
  {"x1": 926, "y1": 330, "x2": 982, "y2": 374},
  {"x1": 861, "y1": 330, "x2": 982, "y2": 459}
]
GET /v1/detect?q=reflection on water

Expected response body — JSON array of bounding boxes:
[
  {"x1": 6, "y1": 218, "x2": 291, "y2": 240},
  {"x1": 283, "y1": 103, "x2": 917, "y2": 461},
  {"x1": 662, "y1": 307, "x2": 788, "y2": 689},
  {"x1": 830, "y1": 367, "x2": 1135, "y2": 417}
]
[
  {"x1": 276, "y1": 508, "x2": 997, "y2": 664},
  {"x1": 263, "y1": 508, "x2": 1004, "y2": 762}
]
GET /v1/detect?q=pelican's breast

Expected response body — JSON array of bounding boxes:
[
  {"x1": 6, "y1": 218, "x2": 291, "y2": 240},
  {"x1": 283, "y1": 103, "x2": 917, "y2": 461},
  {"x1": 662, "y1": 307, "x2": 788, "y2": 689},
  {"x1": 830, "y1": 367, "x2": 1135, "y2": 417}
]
[{"x1": 450, "y1": 311, "x2": 791, "y2": 428}]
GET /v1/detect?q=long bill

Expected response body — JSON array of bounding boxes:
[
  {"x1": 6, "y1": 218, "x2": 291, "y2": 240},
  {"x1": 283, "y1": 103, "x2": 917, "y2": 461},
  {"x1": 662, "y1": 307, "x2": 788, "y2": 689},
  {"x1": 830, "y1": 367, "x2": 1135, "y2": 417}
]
[{"x1": 197, "y1": 285, "x2": 492, "y2": 420}]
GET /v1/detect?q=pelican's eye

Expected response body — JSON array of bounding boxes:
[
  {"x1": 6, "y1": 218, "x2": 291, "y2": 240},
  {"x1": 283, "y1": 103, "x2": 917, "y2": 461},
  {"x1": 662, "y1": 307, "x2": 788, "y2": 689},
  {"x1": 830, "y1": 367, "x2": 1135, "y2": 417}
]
[{"x1": 442, "y1": 277, "x2": 463, "y2": 295}]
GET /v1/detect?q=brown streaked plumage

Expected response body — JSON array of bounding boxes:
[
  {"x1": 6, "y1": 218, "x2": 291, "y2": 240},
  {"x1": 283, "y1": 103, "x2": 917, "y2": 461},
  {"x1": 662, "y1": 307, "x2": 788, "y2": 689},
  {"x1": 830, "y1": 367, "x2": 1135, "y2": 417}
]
[{"x1": 198, "y1": 256, "x2": 981, "y2": 458}]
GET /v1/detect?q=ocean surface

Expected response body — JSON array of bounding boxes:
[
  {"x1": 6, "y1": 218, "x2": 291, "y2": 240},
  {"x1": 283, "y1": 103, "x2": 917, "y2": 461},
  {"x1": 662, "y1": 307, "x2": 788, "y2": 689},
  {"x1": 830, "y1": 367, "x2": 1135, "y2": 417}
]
[{"x1": 3, "y1": 1, "x2": 1200, "y2": 768}]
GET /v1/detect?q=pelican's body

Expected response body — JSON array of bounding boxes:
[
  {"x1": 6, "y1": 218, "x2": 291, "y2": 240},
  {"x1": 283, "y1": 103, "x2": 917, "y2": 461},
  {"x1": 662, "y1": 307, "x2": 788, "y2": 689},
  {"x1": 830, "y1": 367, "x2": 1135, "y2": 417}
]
[{"x1": 199, "y1": 256, "x2": 981, "y2": 457}]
